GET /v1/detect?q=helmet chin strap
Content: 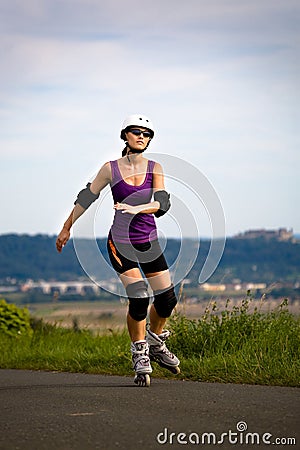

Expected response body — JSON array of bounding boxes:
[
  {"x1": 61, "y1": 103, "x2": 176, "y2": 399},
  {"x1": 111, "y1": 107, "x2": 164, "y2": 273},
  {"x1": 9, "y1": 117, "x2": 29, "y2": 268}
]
[
  {"x1": 125, "y1": 140, "x2": 151, "y2": 155},
  {"x1": 126, "y1": 145, "x2": 144, "y2": 154}
]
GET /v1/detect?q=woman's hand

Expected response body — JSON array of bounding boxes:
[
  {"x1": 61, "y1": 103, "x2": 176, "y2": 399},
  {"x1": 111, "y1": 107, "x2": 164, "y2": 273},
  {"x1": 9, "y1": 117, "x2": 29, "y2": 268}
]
[
  {"x1": 114, "y1": 202, "x2": 139, "y2": 215},
  {"x1": 56, "y1": 227, "x2": 71, "y2": 253}
]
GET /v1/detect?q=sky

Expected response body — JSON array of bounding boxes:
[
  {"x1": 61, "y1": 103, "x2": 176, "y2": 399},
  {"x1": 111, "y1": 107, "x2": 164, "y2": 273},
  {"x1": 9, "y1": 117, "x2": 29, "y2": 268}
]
[{"x1": 1, "y1": 0, "x2": 299, "y2": 239}]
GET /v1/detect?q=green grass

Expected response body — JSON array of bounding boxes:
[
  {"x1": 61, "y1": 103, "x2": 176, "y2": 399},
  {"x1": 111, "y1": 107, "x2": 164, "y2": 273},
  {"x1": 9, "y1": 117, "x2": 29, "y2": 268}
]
[
  {"x1": 0, "y1": 295, "x2": 299, "y2": 386},
  {"x1": 0, "y1": 320, "x2": 131, "y2": 375}
]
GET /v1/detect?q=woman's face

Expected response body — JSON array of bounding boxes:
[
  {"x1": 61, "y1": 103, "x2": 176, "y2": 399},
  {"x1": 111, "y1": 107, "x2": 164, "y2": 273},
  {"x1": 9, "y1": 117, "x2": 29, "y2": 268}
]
[{"x1": 125, "y1": 127, "x2": 151, "y2": 152}]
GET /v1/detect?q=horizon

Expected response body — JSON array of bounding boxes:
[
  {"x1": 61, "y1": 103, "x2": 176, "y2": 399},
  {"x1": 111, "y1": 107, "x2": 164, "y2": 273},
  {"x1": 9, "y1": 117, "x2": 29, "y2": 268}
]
[{"x1": 0, "y1": 226, "x2": 298, "y2": 240}]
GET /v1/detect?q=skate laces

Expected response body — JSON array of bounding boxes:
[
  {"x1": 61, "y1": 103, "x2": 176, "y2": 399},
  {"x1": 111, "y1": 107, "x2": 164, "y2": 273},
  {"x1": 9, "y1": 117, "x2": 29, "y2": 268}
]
[
  {"x1": 148, "y1": 330, "x2": 174, "y2": 358},
  {"x1": 159, "y1": 330, "x2": 171, "y2": 341},
  {"x1": 131, "y1": 341, "x2": 150, "y2": 369},
  {"x1": 132, "y1": 340, "x2": 148, "y2": 353}
]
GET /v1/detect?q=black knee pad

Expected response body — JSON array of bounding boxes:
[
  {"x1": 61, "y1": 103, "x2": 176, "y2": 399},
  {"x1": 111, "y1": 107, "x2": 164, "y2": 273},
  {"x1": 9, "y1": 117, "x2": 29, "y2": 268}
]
[
  {"x1": 126, "y1": 280, "x2": 149, "y2": 322},
  {"x1": 153, "y1": 285, "x2": 177, "y2": 318}
]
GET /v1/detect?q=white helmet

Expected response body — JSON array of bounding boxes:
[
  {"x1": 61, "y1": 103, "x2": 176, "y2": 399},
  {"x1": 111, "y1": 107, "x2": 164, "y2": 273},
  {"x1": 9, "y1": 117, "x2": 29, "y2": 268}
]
[{"x1": 120, "y1": 114, "x2": 154, "y2": 140}]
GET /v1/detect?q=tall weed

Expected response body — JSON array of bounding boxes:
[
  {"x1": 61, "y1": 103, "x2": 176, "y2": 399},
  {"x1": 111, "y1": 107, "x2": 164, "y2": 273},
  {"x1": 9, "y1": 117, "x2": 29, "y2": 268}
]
[{"x1": 168, "y1": 294, "x2": 300, "y2": 385}]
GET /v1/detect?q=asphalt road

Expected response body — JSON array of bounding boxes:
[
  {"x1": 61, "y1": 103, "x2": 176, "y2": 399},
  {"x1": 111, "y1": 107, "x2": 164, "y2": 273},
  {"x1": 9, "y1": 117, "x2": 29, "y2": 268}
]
[{"x1": 0, "y1": 369, "x2": 299, "y2": 450}]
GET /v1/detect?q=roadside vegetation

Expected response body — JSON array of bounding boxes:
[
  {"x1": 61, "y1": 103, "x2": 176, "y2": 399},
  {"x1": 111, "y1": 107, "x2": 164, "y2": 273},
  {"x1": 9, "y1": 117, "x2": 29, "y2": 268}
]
[{"x1": 0, "y1": 293, "x2": 299, "y2": 387}]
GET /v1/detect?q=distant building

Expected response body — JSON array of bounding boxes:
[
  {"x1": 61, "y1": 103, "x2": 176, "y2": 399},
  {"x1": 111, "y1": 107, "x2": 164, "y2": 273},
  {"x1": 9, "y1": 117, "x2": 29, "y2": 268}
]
[
  {"x1": 234, "y1": 228, "x2": 294, "y2": 241},
  {"x1": 201, "y1": 283, "x2": 226, "y2": 292}
]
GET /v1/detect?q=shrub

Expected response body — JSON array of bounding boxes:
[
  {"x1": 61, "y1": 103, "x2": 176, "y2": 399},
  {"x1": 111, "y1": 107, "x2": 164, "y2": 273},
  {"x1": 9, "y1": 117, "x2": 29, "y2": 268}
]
[{"x1": 0, "y1": 299, "x2": 33, "y2": 337}]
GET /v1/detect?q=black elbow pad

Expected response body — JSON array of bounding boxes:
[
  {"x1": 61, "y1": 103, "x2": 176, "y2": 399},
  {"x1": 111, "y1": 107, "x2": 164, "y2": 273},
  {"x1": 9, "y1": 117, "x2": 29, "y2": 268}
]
[
  {"x1": 154, "y1": 190, "x2": 171, "y2": 217},
  {"x1": 74, "y1": 183, "x2": 100, "y2": 209}
]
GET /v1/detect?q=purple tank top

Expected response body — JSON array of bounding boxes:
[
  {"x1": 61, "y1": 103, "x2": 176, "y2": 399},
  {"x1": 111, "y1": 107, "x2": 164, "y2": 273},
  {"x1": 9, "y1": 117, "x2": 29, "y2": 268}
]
[{"x1": 109, "y1": 159, "x2": 158, "y2": 244}]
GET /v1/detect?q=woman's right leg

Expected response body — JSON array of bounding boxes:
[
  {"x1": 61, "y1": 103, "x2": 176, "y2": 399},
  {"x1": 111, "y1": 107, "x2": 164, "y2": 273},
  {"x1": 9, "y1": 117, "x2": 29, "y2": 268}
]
[
  {"x1": 120, "y1": 268, "x2": 148, "y2": 342},
  {"x1": 120, "y1": 269, "x2": 152, "y2": 386},
  {"x1": 107, "y1": 237, "x2": 149, "y2": 341},
  {"x1": 107, "y1": 237, "x2": 152, "y2": 385}
]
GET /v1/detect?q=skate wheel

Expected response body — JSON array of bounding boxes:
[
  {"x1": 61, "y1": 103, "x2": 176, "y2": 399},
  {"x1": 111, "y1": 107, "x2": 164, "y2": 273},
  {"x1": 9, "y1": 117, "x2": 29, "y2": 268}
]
[
  {"x1": 156, "y1": 360, "x2": 181, "y2": 375},
  {"x1": 134, "y1": 373, "x2": 151, "y2": 387},
  {"x1": 167, "y1": 365, "x2": 180, "y2": 375}
]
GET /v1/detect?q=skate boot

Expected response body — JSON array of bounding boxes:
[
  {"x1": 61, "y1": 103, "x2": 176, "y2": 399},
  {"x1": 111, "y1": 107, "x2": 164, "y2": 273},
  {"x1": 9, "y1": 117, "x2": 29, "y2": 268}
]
[
  {"x1": 131, "y1": 340, "x2": 152, "y2": 387},
  {"x1": 147, "y1": 329, "x2": 180, "y2": 374}
]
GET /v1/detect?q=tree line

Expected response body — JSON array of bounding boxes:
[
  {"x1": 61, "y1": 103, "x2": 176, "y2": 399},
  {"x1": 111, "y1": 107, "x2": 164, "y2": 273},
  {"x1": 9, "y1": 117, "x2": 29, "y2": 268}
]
[{"x1": 0, "y1": 233, "x2": 299, "y2": 284}]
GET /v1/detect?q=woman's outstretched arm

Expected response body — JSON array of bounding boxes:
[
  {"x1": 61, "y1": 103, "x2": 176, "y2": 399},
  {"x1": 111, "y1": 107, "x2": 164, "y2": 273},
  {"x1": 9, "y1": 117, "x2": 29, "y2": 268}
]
[{"x1": 56, "y1": 162, "x2": 111, "y2": 252}]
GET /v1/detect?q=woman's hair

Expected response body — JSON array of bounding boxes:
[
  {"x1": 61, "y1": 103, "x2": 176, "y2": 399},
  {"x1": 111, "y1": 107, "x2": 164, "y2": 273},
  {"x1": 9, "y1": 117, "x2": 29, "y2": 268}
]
[{"x1": 122, "y1": 145, "x2": 127, "y2": 157}]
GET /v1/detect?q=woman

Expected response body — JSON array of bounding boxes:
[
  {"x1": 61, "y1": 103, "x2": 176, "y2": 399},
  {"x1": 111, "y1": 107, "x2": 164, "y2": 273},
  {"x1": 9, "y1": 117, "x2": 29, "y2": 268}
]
[{"x1": 56, "y1": 114, "x2": 180, "y2": 387}]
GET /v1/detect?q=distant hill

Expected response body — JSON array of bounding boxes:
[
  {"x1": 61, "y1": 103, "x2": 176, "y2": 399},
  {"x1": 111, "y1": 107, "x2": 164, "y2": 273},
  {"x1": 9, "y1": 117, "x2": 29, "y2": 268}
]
[
  {"x1": 0, "y1": 234, "x2": 85, "y2": 281},
  {"x1": 0, "y1": 233, "x2": 299, "y2": 285}
]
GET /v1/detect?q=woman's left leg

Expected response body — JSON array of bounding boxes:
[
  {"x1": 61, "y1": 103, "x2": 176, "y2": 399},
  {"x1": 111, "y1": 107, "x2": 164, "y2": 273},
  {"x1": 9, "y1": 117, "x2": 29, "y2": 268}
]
[{"x1": 144, "y1": 270, "x2": 180, "y2": 374}]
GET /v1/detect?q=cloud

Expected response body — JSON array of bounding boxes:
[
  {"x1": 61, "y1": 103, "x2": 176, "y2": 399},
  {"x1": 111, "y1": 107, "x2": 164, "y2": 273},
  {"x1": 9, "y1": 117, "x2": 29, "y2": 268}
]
[{"x1": 1, "y1": 0, "x2": 298, "y2": 44}]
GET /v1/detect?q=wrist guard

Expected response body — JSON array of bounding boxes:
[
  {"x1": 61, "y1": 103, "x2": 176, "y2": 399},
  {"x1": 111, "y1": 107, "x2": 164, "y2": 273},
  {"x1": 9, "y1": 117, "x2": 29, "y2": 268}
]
[
  {"x1": 154, "y1": 190, "x2": 171, "y2": 217},
  {"x1": 74, "y1": 183, "x2": 100, "y2": 209}
]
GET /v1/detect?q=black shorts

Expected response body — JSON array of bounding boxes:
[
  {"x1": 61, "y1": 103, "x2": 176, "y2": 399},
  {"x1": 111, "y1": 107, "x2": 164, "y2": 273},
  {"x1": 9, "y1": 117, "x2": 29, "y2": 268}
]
[{"x1": 107, "y1": 235, "x2": 168, "y2": 275}]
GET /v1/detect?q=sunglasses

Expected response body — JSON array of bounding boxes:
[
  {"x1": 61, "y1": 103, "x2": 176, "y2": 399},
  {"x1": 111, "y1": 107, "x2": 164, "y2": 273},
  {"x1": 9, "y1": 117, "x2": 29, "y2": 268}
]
[{"x1": 128, "y1": 128, "x2": 152, "y2": 138}]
